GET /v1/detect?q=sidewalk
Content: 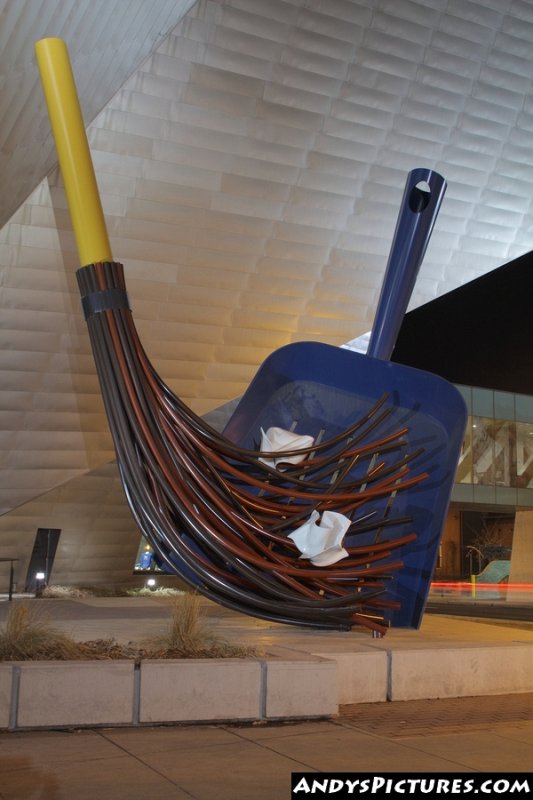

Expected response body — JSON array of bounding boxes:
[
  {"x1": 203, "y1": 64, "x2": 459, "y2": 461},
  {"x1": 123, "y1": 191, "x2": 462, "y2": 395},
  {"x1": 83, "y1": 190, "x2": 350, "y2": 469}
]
[
  {"x1": 0, "y1": 694, "x2": 532, "y2": 799},
  {"x1": 0, "y1": 595, "x2": 532, "y2": 799}
]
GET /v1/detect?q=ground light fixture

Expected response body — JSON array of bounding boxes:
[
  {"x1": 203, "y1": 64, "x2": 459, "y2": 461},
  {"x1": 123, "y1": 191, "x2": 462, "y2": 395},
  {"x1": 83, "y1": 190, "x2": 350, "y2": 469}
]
[{"x1": 34, "y1": 571, "x2": 46, "y2": 598}]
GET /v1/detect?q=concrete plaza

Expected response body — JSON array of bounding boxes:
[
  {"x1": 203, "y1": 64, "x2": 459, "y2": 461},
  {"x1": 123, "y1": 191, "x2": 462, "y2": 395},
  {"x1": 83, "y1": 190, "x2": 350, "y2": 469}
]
[{"x1": 0, "y1": 595, "x2": 532, "y2": 798}]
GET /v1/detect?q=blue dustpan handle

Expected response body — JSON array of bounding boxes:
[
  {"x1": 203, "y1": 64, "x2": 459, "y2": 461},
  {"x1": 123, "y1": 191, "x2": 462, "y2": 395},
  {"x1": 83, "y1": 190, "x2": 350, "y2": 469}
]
[{"x1": 366, "y1": 168, "x2": 446, "y2": 361}]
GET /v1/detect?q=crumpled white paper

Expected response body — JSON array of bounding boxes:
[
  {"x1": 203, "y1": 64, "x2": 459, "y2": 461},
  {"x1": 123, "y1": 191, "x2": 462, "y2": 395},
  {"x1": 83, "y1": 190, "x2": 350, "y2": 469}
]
[
  {"x1": 288, "y1": 510, "x2": 351, "y2": 566},
  {"x1": 259, "y1": 426, "x2": 314, "y2": 468}
]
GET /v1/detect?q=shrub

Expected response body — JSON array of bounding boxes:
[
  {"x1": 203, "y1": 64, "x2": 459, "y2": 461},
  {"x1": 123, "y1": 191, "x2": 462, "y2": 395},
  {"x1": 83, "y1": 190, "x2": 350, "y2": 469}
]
[
  {"x1": 0, "y1": 603, "x2": 85, "y2": 661},
  {"x1": 142, "y1": 593, "x2": 256, "y2": 658},
  {"x1": 125, "y1": 586, "x2": 183, "y2": 598},
  {"x1": 0, "y1": 596, "x2": 256, "y2": 661},
  {"x1": 41, "y1": 585, "x2": 93, "y2": 599}
]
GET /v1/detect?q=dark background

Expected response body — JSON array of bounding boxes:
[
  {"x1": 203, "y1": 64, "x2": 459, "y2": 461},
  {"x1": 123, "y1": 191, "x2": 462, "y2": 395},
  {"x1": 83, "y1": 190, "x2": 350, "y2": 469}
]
[{"x1": 393, "y1": 250, "x2": 532, "y2": 394}]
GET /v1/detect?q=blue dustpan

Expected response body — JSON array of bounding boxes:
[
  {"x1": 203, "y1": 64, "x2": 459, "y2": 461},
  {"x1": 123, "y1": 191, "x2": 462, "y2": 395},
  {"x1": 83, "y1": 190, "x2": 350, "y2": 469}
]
[{"x1": 223, "y1": 168, "x2": 468, "y2": 629}]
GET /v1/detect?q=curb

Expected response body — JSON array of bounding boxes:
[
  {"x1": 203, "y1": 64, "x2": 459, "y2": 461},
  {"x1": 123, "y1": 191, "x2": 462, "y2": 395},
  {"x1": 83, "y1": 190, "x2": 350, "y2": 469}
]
[
  {"x1": 2, "y1": 641, "x2": 533, "y2": 731},
  {"x1": 0, "y1": 655, "x2": 337, "y2": 731}
]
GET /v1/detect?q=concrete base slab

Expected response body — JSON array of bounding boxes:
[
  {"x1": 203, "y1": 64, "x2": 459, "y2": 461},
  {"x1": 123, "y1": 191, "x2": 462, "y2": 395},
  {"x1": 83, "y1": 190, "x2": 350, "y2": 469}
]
[
  {"x1": 0, "y1": 665, "x2": 11, "y2": 728},
  {"x1": 390, "y1": 643, "x2": 533, "y2": 701},
  {"x1": 264, "y1": 658, "x2": 337, "y2": 719},
  {"x1": 312, "y1": 649, "x2": 389, "y2": 704},
  {"x1": 15, "y1": 661, "x2": 135, "y2": 728},
  {"x1": 139, "y1": 659, "x2": 261, "y2": 723}
]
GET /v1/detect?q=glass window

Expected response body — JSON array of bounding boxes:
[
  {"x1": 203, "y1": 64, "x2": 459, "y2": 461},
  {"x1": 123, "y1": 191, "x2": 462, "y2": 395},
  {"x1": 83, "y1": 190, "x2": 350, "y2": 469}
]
[
  {"x1": 513, "y1": 421, "x2": 533, "y2": 489},
  {"x1": 471, "y1": 416, "x2": 496, "y2": 486},
  {"x1": 457, "y1": 418, "x2": 472, "y2": 484}
]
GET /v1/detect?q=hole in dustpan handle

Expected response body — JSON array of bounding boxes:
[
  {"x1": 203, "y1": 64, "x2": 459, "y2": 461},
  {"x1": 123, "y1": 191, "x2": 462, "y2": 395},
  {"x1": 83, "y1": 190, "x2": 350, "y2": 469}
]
[
  {"x1": 409, "y1": 181, "x2": 431, "y2": 213},
  {"x1": 366, "y1": 168, "x2": 446, "y2": 362}
]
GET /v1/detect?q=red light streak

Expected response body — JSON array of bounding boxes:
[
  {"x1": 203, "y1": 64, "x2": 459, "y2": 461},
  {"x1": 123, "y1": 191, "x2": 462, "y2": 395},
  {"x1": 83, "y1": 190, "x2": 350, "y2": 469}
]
[{"x1": 431, "y1": 581, "x2": 533, "y2": 591}]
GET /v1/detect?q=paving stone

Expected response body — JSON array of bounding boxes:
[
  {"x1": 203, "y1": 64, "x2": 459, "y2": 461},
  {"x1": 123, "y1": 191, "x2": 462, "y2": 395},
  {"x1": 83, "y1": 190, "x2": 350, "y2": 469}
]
[{"x1": 338, "y1": 692, "x2": 533, "y2": 738}]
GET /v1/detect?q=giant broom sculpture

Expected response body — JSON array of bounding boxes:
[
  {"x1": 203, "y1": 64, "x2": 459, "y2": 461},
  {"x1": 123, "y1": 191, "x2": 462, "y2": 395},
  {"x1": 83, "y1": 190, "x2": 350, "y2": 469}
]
[{"x1": 35, "y1": 38, "x2": 467, "y2": 635}]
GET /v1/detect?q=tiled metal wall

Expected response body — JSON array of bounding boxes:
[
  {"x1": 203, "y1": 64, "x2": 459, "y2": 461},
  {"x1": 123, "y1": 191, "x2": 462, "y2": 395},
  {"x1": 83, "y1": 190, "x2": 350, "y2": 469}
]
[
  {"x1": 0, "y1": 0, "x2": 198, "y2": 227},
  {"x1": 0, "y1": 463, "x2": 140, "y2": 589},
  {"x1": 3, "y1": 0, "x2": 533, "y2": 583}
]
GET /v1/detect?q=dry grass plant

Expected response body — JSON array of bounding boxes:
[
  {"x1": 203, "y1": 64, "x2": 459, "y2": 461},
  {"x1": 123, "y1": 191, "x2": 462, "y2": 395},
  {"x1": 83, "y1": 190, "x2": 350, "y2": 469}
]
[
  {"x1": 0, "y1": 603, "x2": 85, "y2": 661},
  {"x1": 0, "y1": 596, "x2": 256, "y2": 661},
  {"x1": 143, "y1": 592, "x2": 256, "y2": 659},
  {"x1": 125, "y1": 586, "x2": 183, "y2": 598},
  {"x1": 41, "y1": 584, "x2": 184, "y2": 599},
  {"x1": 41, "y1": 585, "x2": 93, "y2": 599}
]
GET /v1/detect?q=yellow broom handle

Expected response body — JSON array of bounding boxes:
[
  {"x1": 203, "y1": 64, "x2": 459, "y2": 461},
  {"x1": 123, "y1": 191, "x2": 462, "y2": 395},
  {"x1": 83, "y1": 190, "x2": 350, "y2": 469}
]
[{"x1": 35, "y1": 37, "x2": 112, "y2": 266}]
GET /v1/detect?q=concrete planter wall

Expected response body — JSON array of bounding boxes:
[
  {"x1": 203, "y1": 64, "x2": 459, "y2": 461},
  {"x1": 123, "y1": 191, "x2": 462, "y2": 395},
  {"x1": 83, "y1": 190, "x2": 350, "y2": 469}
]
[
  {"x1": 0, "y1": 664, "x2": 12, "y2": 728},
  {"x1": 389, "y1": 644, "x2": 533, "y2": 701},
  {"x1": 16, "y1": 661, "x2": 135, "y2": 729},
  {"x1": 1, "y1": 655, "x2": 338, "y2": 731},
  {"x1": 2, "y1": 640, "x2": 533, "y2": 730},
  {"x1": 139, "y1": 660, "x2": 262, "y2": 723},
  {"x1": 312, "y1": 650, "x2": 389, "y2": 704}
]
